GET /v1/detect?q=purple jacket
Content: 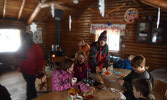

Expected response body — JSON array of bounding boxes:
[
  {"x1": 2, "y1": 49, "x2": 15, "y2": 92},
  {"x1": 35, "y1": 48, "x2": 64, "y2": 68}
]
[
  {"x1": 74, "y1": 63, "x2": 88, "y2": 81},
  {"x1": 52, "y1": 70, "x2": 73, "y2": 91}
]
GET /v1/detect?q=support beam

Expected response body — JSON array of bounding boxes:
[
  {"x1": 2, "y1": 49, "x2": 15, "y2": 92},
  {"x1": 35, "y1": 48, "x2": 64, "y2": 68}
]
[
  {"x1": 2, "y1": 0, "x2": 7, "y2": 18},
  {"x1": 88, "y1": 8, "x2": 100, "y2": 14},
  {"x1": 141, "y1": 0, "x2": 167, "y2": 11},
  {"x1": 40, "y1": 1, "x2": 74, "y2": 11},
  {"x1": 106, "y1": 3, "x2": 127, "y2": 15},
  {"x1": 27, "y1": 2, "x2": 41, "y2": 24},
  {"x1": 18, "y1": 0, "x2": 25, "y2": 20},
  {"x1": 132, "y1": 0, "x2": 147, "y2": 9}
]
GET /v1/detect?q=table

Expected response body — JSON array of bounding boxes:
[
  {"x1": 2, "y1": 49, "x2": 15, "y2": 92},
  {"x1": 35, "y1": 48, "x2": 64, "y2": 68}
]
[{"x1": 33, "y1": 68, "x2": 131, "y2": 100}]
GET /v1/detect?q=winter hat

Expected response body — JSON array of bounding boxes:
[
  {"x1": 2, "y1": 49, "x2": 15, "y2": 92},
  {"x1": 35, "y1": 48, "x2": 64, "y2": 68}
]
[{"x1": 98, "y1": 30, "x2": 107, "y2": 41}]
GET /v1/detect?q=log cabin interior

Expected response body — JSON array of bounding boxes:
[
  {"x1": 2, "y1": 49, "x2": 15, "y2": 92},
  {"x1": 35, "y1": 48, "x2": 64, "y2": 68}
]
[{"x1": 0, "y1": 0, "x2": 167, "y2": 100}]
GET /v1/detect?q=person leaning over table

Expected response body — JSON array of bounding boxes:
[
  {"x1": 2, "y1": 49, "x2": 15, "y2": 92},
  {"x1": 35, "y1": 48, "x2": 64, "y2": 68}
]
[
  {"x1": 118, "y1": 55, "x2": 154, "y2": 100},
  {"x1": 89, "y1": 30, "x2": 111, "y2": 73}
]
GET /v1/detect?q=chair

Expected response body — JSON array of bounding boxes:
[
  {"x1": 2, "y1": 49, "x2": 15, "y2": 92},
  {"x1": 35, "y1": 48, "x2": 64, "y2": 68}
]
[
  {"x1": 35, "y1": 61, "x2": 53, "y2": 93},
  {"x1": 35, "y1": 70, "x2": 51, "y2": 93},
  {"x1": 153, "y1": 78, "x2": 167, "y2": 100}
]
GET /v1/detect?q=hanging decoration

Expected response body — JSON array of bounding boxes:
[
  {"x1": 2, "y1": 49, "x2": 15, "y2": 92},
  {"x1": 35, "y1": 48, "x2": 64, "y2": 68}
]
[
  {"x1": 73, "y1": 0, "x2": 79, "y2": 4},
  {"x1": 51, "y1": 3, "x2": 55, "y2": 18},
  {"x1": 124, "y1": 8, "x2": 139, "y2": 23},
  {"x1": 98, "y1": 0, "x2": 105, "y2": 17},
  {"x1": 33, "y1": 28, "x2": 42, "y2": 44},
  {"x1": 69, "y1": 15, "x2": 72, "y2": 31},
  {"x1": 157, "y1": 7, "x2": 160, "y2": 29},
  {"x1": 30, "y1": 22, "x2": 37, "y2": 33}
]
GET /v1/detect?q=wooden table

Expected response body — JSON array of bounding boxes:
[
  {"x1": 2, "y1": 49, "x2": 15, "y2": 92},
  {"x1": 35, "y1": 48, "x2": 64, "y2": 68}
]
[{"x1": 33, "y1": 68, "x2": 131, "y2": 100}]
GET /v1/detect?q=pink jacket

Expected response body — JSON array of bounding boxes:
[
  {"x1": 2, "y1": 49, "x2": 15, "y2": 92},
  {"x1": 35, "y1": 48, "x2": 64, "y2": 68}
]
[{"x1": 52, "y1": 70, "x2": 73, "y2": 91}]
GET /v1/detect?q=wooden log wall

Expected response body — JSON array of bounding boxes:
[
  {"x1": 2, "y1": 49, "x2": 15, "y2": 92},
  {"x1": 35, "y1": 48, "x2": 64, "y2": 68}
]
[{"x1": 60, "y1": 0, "x2": 167, "y2": 70}]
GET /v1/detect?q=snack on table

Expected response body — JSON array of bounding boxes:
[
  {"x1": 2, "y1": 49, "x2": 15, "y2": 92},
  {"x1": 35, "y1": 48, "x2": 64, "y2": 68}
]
[{"x1": 105, "y1": 71, "x2": 111, "y2": 75}]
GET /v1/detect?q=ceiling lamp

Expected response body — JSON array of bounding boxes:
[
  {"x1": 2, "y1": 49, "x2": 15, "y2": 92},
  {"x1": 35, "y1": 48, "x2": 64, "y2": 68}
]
[{"x1": 73, "y1": 0, "x2": 79, "y2": 4}]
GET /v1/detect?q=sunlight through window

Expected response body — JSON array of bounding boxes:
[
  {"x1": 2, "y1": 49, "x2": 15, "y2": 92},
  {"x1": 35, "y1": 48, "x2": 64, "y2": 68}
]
[{"x1": 0, "y1": 29, "x2": 21, "y2": 52}]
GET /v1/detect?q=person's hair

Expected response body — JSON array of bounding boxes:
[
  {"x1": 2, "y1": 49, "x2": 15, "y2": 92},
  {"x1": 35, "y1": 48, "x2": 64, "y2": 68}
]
[
  {"x1": 60, "y1": 59, "x2": 74, "y2": 71},
  {"x1": 131, "y1": 55, "x2": 145, "y2": 68},
  {"x1": 132, "y1": 78, "x2": 152, "y2": 99},
  {"x1": 22, "y1": 32, "x2": 34, "y2": 46},
  {"x1": 74, "y1": 50, "x2": 87, "y2": 64}
]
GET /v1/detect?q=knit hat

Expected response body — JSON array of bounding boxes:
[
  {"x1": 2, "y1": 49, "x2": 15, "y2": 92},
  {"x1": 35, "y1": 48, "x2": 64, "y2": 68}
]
[{"x1": 98, "y1": 30, "x2": 107, "y2": 41}]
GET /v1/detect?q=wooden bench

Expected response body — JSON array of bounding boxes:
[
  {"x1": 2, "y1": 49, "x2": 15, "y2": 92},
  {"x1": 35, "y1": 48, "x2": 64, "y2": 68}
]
[{"x1": 153, "y1": 78, "x2": 167, "y2": 100}]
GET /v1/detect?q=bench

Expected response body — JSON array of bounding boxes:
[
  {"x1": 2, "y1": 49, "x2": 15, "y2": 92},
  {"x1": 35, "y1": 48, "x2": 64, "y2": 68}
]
[{"x1": 153, "y1": 78, "x2": 167, "y2": 100}]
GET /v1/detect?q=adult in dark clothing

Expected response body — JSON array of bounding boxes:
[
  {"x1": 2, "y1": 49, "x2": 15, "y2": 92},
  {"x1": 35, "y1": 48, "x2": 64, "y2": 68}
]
[
  {"x1": 0, "y1": 84, "x2": 11, "y2": 100},
  {"x1": 132, "y1": 78, "x2": 155, "y2": 100},
  {"x1": 89, "y1": 30, "x2": 111, "y2": 73},
  {"x1": 118, "y1": 55, "x2": 154, "y2": 100},
  {"x1": 16, "y1": 32, "x2": 44, "y2": 100}
]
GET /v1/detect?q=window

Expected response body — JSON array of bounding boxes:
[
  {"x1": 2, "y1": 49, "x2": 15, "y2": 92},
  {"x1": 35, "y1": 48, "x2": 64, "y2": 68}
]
[
  {"x1": 95, "y1": 29, "x2": 120, "y2": 52},
  {"x1": 0, "y1": 29, "x2": 21, "y2": 52}
]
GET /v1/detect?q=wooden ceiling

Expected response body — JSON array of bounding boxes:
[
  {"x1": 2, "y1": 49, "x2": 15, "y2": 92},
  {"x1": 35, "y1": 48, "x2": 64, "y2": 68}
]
[
  {"x1": 0, "y1": 0, "x2": 94, "y2": 24},
  {"x1": 0, "y1": 0, "x2": 167, "y2": 25}
]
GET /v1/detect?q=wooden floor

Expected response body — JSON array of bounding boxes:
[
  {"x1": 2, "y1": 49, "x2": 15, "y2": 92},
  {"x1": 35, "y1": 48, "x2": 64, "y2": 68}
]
[{"x1": 0, "y1": 70, "x2": 46, "y2": 100}]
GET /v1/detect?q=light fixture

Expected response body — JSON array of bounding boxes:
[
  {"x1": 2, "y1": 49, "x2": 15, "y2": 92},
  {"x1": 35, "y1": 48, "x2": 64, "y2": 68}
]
[{"x1": 73, "y1": 0, "x2": 79, "y2": 4}]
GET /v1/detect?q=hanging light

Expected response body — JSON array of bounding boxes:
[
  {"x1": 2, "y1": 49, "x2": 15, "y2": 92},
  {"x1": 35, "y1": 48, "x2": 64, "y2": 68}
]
[{"x1": 73, "y1": 0, "x2": 79, "y2": 4}]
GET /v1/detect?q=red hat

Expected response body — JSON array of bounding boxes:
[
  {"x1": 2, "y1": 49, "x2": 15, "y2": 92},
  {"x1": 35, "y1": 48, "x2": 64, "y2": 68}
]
[{"x1": 98, "y1": 30, "x2": 107, "y2": 41}]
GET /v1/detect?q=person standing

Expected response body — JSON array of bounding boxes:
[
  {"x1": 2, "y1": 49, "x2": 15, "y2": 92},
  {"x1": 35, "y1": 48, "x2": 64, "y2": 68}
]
[
  {"x1": 89, "y1": 30, "x2": 111, "y2": 73},
  {"x1": 16, "y1": 32, "x2": 44, "y2": 100},
  {"x1": 78, "y1": 39, "x2": 90, "y2": 60}
]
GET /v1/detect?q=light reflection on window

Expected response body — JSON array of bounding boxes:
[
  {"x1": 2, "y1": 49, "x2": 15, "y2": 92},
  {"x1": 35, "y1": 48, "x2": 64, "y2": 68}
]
[{"x1": 0, "y1": 29, "x2": 21, "y2": 52}]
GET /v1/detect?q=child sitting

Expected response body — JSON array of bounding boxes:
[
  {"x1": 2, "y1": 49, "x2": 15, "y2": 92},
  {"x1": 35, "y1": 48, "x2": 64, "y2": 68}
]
[
  {"x1": 118, "y1": 55, "x2": 154, "y2": 100},
  {"x1": 52, "y1": 59, "x2": 74, "y2": 91},
  {"x1": 74, "y1": 51, "x2": 88, "y2": 81},
  {"x1": 52, "y1": 59, "x2": 95, "y2": 96},
  {"x1": 132, "y1": 78, "x2": 155, "y2": 100}
]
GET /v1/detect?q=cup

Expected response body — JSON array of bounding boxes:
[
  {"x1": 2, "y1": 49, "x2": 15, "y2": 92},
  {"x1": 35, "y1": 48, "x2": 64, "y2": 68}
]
[{"x1": 71, "y1": 77, "x2": 77, "y2": 86}]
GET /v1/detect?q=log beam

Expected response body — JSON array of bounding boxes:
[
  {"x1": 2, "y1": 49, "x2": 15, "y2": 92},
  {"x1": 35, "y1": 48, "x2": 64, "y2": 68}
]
[
  {"x1": 18, "y1": 0, "x2": 25, "y2": 20},
  {"x1": 27, "y1": 2, "x2": 41, "y2": 24},
  {"x1": 2, "y1": 0, "x2": 7, "y2": 18}
]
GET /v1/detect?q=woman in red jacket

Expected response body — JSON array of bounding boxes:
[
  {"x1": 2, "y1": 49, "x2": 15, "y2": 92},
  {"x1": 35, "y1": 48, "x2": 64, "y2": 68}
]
[{"x1": 16, "y1": 32, "x2": 44, "y2": 100}]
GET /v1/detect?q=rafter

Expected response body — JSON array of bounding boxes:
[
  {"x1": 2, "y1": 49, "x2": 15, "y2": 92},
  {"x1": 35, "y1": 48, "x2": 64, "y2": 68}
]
[
  {"x1": 132, "y1": 0, "x2": 147, "y2": 9},
  {"x1": 27, "y1": 2, "x2": 42, "y2": 24},
  {"x1": 106, "y1": 3, "x2": 127, "y2": 16},
  {"x1": 88, "y1": 8, "x2": 100, "y2": 14},
  {"x1": 18, "y1": 0, "x2": 25, "y2": 20},
  {"x1": 141, "y1": 0, "x2": 167, "y2": 11},
  {"x1": 2, "y1": 0, "x2": 7, "y2": 18}
]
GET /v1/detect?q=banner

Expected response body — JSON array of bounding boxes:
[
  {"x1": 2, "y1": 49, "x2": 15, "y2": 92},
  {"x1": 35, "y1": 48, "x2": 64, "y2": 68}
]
[{"x1": 90, "y1": 24, "x2": 126, "y2": 35}]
